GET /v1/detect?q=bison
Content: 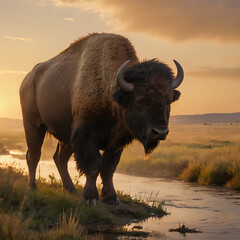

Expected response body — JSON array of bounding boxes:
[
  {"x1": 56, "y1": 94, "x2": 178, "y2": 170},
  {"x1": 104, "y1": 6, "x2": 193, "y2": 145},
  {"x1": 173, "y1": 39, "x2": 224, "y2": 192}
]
[{"x1": 20, "y1": 33, "x2": 184, "y2": 204}]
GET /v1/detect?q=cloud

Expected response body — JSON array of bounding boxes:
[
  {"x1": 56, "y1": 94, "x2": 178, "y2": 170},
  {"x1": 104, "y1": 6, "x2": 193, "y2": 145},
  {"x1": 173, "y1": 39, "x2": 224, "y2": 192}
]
[
  {"x1": 0, "y1": 70, "x2": 27, "y2": 75},
  {"x1": 50, "y1": 0, "x2": 240, "y2": 42},
  {"x1": 4, "y1": 35, "x2": 32, "y2": 42},
  {"x1": 26, "y1": 0, "x2": 50, "y2": 6},
  {"x1": 64, "y1": 17, "x2": 75, "y2": 21},
  {"x1": 188, "y1": 66, "x2": 240, "y2": 80}
]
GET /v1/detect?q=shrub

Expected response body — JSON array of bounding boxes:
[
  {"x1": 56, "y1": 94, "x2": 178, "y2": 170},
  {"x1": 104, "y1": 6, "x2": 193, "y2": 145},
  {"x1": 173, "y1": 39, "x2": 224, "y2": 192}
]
[{"x1": 180, "y1": 161, "x2": 201, "y2": 182}]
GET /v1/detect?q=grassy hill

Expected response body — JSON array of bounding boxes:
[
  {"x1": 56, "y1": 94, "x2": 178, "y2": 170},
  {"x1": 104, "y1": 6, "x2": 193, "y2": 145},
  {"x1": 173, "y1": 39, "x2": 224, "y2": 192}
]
[
  {"x1": 1, "y1": 112, "x2": 239, "y2": 130},
  {"x1": 0, "y1": 118, "x2": 23, "y2": 132},
  {"x1": 170, "y1": 112, "x2": 240, "y2": 125}
]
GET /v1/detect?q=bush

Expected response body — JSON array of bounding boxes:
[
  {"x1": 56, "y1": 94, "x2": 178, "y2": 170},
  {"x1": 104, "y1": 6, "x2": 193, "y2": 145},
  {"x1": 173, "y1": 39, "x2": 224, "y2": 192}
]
[
  {"x1": 180, "y1": 161, "x2": 201, "y2": 182},
  {"x1": 199, "y1": 161, "x2": 232, "y2": 185}
]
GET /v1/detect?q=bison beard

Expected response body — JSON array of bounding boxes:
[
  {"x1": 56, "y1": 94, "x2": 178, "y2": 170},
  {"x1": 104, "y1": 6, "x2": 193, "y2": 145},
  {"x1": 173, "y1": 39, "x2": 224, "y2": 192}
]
[{"x1": 143, "y1": 139, "x2": 159, "y2": 156}]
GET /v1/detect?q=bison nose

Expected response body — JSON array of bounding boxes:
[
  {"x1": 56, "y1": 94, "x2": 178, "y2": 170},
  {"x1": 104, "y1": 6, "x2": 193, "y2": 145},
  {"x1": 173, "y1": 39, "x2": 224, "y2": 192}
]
[
  {"x1": 148, "y1": 127, "x2": 169, "y2": 140},
  {"x1": 152, "y1": 127, "x2": 169, "y2": 136}
]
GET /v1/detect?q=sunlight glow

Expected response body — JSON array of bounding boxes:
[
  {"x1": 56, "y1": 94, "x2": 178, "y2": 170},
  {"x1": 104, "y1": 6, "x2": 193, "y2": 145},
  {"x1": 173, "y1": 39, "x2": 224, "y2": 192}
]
[{"x1": 0, "y1": 70, "x2": 27, "y2": 75}]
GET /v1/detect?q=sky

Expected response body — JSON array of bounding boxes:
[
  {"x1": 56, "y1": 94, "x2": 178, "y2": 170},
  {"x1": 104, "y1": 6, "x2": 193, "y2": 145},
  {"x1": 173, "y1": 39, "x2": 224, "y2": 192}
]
[{"x1": 0, "y1": 0, "x2": 240, "y2": 119}]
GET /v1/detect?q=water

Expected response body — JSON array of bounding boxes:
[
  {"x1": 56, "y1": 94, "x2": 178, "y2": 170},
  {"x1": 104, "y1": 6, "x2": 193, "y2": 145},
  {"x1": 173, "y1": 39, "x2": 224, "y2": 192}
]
[{"x1": 1, "y1": 153, "x2": 240, "y2": 239}]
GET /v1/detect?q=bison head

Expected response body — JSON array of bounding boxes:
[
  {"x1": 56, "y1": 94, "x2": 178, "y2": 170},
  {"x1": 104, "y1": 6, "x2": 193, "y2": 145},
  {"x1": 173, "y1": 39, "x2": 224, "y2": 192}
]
[{"x1": 113, "y1": 59, "x2": 184, "y2": 155}]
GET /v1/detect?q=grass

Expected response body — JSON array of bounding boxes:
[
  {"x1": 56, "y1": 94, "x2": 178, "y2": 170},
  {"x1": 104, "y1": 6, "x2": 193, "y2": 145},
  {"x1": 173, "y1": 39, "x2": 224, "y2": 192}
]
[
  {"x1": 180, "y1": 144, "x2": 240, "y2": 188},
  {"x1": 0, "y1": 166, "x2": 166, "y2": 240},
  {"x1": 118, "y1": 124, "x2": 240, "y2": 189},
  {"x1": 0, "y1": 211, "x2": 86, "y2": 240}
]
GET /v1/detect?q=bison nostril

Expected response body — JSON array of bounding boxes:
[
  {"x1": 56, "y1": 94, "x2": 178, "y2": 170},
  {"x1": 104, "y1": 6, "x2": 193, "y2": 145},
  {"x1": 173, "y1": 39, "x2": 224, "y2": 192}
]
[
  {"x1": 164, "y1": 129, "x2": 169, "y2": 135},
  {"x1": 152, "y1": 128, "x2": 160, "y2": 136}
]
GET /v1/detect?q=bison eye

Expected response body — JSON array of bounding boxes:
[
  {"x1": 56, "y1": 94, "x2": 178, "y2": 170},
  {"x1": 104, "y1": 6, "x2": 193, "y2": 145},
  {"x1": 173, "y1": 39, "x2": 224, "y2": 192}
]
[{"x1": 135, "y1": 98, "x2": 145, "y2": 111}]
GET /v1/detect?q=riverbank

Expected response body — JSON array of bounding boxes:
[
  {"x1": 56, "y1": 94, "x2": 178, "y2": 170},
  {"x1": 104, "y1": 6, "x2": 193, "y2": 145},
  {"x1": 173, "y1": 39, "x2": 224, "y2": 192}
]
[
  {"x1": 118, "y1": 124, "x2": 240, "y2": 190},
  {"x1": 118, "y1": 142, "x2": 240, "y2": 189},
  {"x1": 0, "y1": 166, "x2": 166, "y2": 240}
]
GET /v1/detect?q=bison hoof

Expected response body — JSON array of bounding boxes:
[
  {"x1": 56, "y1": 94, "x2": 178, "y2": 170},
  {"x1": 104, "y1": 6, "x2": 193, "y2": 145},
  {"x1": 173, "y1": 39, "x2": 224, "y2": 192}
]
[
  {"x1": 115, "y1": 197, "x2": 121, "y2": 205},
  {"x1": 84, "y1": 198, "x2": 98, "y2": 206},
  {"x1": 28, "y1": 183, "x2": 38, "y2": 191},
  {"x1": 65, "y1": 187, "x2": 77, "y2": 194},
  {"x1": 103, "y1": 196, "x2": 121, "y2": 205}
]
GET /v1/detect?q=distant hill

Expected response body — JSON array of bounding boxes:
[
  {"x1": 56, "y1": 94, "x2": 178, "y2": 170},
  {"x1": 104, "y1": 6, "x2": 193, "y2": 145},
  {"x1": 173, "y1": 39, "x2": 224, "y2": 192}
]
[
  {"x1": 170, "y1": 112, "x2": 240, "y2": 125},
  {"x1": 0, "y1": 118, "x2": 23, "y2": 131},
  {"x1": 0, "y1": 112, "x2": 240, "y2": 130}
]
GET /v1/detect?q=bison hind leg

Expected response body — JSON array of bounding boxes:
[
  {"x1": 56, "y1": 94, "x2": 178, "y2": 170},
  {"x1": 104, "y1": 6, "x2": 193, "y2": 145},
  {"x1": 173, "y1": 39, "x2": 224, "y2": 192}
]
[
  {"x1": 53, "y1": 143, "x2": 76, "y2": 193},
  {"x1": 24, "y1": 124, "x2": 47, "y2": 191}
]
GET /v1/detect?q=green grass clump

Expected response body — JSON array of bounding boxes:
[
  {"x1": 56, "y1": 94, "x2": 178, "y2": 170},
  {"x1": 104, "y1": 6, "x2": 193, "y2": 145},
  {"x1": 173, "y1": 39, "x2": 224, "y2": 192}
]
[
  {"x1": 0, "y1": 166, "x2": 113, "y2": 229},
  {"x1": 0, "y1": 166, "x2": 95, "y2": 239},
  {"x1": 117, "y1": 190, "x2": 167, "y2": 219},
  {"x1": 0, "y1": 165, "x2": 166, "y2": 239}
]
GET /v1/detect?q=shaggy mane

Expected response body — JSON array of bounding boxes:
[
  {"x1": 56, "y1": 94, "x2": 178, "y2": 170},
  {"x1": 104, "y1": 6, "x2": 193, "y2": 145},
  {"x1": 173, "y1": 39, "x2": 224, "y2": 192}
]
[
  {"x1": 124, "y1": 59, "x2": 174, "y2": 85},
  {"x1": 60, "y1": 33, "x2": 99, "y2": 54}
]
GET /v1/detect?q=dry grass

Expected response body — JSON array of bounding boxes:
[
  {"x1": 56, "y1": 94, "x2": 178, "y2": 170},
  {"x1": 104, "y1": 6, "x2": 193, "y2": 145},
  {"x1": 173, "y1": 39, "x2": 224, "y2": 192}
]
[
  {"x1": 180, "y1": 144, "x2": 240, "y2": 187},
  {"x1": 119, "y1": 124, "x2": 240, "y2": 189}
]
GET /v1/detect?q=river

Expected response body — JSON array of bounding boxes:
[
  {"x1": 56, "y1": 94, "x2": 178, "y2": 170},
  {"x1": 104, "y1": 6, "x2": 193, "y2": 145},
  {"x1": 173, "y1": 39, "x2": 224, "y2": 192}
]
[{"x1": 1, "y1": 153, "x2": 240, "y2": 240}]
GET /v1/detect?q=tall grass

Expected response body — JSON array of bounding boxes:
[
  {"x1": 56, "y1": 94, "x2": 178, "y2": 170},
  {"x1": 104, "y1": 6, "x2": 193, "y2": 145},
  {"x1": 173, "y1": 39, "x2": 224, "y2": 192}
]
[
  {"x1": 118, "y1": 124, "x2": 240, "y2": 189},
  {"x1": 181, "y1": 144, "x2": 240, "y2": 188}
]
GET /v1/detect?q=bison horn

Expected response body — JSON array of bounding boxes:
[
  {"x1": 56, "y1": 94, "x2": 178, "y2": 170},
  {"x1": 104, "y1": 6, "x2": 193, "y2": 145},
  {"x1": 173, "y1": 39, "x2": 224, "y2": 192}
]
[
  {"x1": 172, "y1": 60, "x2": 184, "y2": 89},
  {"x1": 116, "y1": 60, "x2": 134, "y2": 93}
]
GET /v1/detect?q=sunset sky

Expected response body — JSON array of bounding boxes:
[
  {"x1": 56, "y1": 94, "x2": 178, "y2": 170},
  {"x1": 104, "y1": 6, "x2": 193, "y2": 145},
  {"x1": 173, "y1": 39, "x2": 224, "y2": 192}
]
[{"x1": 0, "y1": 0, "x2": 240, "y2": 119}]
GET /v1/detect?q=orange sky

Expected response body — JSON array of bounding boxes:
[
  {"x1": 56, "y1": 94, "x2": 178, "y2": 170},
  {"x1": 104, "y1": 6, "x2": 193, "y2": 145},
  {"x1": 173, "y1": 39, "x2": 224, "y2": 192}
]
[{"x1": 0, "y1": 0, "x2": 240, "y2": 118}]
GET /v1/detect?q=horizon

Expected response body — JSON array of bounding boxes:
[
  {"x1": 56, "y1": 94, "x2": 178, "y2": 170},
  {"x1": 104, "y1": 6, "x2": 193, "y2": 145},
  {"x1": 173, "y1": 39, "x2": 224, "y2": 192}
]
[
  {"x1": 0, "y1": 0, "x2": 240, "y2": 118},
  {"x1": 1, "y1": 111, "x2": 240, "y2": 121}
]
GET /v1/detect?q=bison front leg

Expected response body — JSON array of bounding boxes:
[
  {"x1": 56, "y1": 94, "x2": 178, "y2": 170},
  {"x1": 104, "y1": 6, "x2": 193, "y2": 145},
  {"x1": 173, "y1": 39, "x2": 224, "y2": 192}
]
[
  {"x1": 83, "y1": 167, "x2": 100, "y2": 205},
  {"x1": 71, "y1": 126, "x2": 101, "y2": 204},
  {"x1": 100, "y1": 148, "x2": 123, "y2": 205},
  {"x1": 79, "y1": 148, "x2": 101, "y2": 204}
]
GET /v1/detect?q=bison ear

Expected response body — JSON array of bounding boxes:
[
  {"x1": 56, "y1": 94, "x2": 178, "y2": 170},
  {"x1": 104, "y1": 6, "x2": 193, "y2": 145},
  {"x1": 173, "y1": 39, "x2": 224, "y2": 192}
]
[
  {"x1": 113, "y1": 89, "x2": 132, "y2": 106},
  {"x1": 173, "y1": 90, "x2": 181, "y2": 102}
]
